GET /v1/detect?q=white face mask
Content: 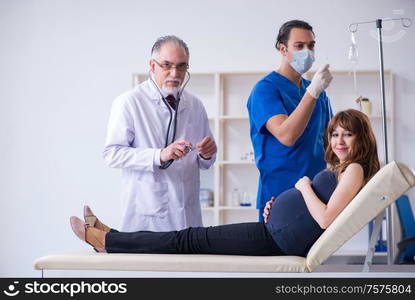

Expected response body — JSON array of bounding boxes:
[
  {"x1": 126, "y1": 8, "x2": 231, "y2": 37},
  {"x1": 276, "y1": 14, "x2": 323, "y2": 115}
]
[{"x1": 289, "y1": 49, "x2": 315, "y2": 75}]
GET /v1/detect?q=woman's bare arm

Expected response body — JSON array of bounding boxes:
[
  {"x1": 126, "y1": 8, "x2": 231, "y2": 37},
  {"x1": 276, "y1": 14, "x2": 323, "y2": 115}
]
[{"x1": 295, "y1": 163, "x2": 364, "y2": 229}]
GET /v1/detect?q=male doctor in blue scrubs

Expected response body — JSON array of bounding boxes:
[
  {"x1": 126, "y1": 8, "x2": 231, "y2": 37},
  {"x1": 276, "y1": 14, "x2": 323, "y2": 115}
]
[{"x1": 247, "y1": 20, "x2": 333, "y2": 220}]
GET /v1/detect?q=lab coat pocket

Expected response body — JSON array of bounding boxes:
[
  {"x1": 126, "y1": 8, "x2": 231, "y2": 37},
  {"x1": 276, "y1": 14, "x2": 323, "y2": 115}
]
[{"x1": 136, "y1": 181, "x2": 169, "y2": 217}]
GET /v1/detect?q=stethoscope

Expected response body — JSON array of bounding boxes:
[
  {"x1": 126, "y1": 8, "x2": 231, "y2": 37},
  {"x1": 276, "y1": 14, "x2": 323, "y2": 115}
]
[{"x1": 149, "y1": 70, "x2": 191, "y2": 169}]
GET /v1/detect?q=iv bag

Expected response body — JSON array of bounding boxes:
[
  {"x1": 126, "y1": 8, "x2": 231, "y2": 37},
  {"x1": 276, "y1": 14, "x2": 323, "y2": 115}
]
[
  {"x1": 348, "y1": 32, "x2": 358, "y2": 63},
  {"x1": 348, "y1": 32, "x2": 360, "y2": 101}
]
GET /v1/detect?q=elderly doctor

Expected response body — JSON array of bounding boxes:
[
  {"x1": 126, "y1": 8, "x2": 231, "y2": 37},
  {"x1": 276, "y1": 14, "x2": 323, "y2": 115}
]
[{"x1": 103, "y1": 35, "x2": 217, "y2": 232}]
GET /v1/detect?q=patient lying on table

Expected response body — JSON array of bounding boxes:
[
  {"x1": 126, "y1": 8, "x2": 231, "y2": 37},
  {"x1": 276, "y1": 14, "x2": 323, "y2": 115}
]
[{"x1": 70, "y1": 109, "x2": 379, "y2": 257}]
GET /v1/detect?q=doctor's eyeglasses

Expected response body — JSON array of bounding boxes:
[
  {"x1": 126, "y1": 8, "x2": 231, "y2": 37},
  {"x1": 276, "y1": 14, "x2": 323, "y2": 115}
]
[{"x1": 153, "y1": 59, "x2": 189, "y2": 72}]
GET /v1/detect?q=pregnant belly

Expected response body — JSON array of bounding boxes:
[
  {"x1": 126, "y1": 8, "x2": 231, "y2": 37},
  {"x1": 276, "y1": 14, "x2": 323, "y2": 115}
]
[{"x1": 268, "y1": 188, "x2": 307, "y2": 228}]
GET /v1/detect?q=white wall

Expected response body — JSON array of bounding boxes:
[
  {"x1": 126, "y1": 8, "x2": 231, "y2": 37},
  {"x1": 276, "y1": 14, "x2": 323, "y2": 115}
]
[{"x1": 1, "y1": 0, "x2": 414, "y2": 276}]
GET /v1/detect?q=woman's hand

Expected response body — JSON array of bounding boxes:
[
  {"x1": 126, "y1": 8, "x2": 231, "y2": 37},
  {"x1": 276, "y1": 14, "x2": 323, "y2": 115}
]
[
  {"x1": 263, "y1": 197, "x2": 276, "y2": 223},
  {"x1": 295, "y1": 176, "x2": 312, "y2": 192}
]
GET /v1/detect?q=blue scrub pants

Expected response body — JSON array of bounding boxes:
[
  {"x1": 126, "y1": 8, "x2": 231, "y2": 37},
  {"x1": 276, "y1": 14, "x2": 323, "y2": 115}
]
[{"x1": 105, "y1": 222, "x2": 284, "y2": 256}]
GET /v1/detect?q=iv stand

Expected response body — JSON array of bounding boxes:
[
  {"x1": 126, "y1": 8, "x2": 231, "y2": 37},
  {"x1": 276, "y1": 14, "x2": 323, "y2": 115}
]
[{"x1": 348, "y1": 17, "x2": 412, "y2": 268}]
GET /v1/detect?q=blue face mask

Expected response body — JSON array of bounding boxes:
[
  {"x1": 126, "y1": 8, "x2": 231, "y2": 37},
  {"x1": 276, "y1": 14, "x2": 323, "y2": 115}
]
[{"x1": 289, "y1": 49, "x2": 315, "y2": 74}]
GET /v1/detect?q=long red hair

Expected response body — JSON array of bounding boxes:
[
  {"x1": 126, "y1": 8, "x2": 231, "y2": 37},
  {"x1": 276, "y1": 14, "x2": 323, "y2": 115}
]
[{"x1": 325, "y1": 109, "x2": 380, "y2": 183}]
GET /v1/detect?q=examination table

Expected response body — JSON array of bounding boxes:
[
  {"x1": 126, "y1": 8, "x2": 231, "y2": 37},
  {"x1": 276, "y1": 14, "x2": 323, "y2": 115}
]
[{"x1": 34, "y1": 161, "x2": 415, "y2": 274}]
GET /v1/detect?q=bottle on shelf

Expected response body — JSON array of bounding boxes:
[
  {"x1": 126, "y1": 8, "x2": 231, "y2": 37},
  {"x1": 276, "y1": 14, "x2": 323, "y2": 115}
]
[
  {"x1": 200, "y1": 188, "x2": 214, "y2": 208},
  {"x1": 239, "y1": 191, "x2": 252, "y2": 207},
  {"x1": 231, "y1": 188, "x2": 241, "y2": 207}
]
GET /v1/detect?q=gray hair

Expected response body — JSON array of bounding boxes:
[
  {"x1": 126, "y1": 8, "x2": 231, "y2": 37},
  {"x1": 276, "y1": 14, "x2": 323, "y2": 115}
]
[{"x1": 151, "y1": 35, "x2": 190, "y2": 59}]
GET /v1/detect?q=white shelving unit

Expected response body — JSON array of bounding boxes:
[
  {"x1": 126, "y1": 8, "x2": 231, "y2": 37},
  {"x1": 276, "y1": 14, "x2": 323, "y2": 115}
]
[
  {"x1": 132, "y1": 70, "x2": 394, "y2": 231},
  {"x1": 133, "y1": 72, "x2": 266, "y2": 226}
]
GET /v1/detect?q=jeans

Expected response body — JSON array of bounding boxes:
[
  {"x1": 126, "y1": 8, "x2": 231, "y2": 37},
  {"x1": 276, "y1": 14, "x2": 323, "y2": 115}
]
[{"x1": 105, "y1": 222, "x2": 285, "y2": 256}]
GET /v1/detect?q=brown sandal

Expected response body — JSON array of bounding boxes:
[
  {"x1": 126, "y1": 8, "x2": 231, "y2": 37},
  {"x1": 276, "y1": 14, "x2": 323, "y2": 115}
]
[
  {"x1": 83, "y1": 205, "x2": 111, "y2": 233},
  {"x1": 70, "y1": 216, "x2": 106, "y2": 252}
]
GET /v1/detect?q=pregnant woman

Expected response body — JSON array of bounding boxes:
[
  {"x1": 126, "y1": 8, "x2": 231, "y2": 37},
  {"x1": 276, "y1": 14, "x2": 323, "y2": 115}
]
[{"x1": 71, "y1": 109, "x2": 379, "y2": 257}]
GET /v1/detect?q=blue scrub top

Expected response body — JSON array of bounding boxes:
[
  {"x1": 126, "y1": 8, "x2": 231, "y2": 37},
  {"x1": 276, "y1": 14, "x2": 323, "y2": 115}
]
[{"x1": 247, "y1": 71, "x2": 332, "y2": 217}]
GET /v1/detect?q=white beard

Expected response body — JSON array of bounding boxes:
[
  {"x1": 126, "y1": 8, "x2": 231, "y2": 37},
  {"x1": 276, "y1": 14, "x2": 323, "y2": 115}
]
[
  {"x1": 161, "y1": 86, "x2": 180, "y2": 98},
  {"x1": 149, "y1": 73, "x2": 182, "y2": 98}
]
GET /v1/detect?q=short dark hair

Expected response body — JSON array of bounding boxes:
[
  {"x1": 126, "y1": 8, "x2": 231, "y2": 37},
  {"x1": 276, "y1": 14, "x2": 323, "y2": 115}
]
[
  {"x1": 151, "y1": 35, "x2": 189, "y2": 58},
  {"x1": 275, "y1": 20, "x2": 314, "y2": 50}
]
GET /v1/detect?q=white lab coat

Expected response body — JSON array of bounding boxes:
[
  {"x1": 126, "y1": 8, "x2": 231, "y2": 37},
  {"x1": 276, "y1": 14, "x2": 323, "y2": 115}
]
[{"x1": 103, "y1": 79, "x2": 216, "y2": 232}]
